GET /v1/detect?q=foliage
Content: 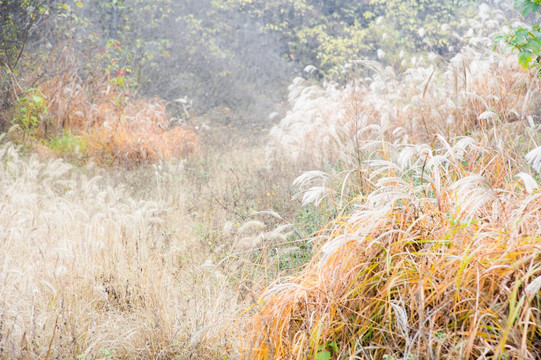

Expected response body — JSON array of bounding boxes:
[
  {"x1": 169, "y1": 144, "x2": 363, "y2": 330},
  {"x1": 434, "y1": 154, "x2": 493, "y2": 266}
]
[
  {"x1": 0, "y1": 0, "x2": 52, "y2": 115},
  {"x1": 244, "y1": 109, "x2": 541, "y2": 360},
  {"x1": 47, "y1": 130, "x2": 88, "y2": 159},
  {"x1": 227, "y1": 0, "x2": 477, "y2": 76},
  {"x1": 369, "y1": 0, "x2": 477, "y2": 55},
  {"x1": 0, "y1": 0, "x2": 489, "y2": 125},
  {"x1": 1, "y1": 3, "x2": 541, "y2": 358},
  {"x1": 0, "y1": 0, "x2": 51, "y2": 69},
  {"x1": 11, "y1": 87, "x2": 47, "y2": 135},
  {"x1": 495, "y1": 0, "x2": 541, "y2": 70},
  {"x1": 515, "y1": 0, "x2": 541, "y2": 15},
  {"x1": 8, "y1": 52, "x2": 199, "y2": 165},
  {"x1": 242, "y1": 42, "x2": 541, "y2": 360},
  {"x1": 47, "y1": 0, "x2": 290, "y2": 121}
]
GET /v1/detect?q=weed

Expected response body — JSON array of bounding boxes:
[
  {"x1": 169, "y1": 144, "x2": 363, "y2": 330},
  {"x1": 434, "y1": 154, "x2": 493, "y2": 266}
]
[
  {"x1": 47, "y1": 130, "x2": 88, "y2": 160},
  {"x1": 12, "y1": 88, "x2": 48, "y2": 136}
]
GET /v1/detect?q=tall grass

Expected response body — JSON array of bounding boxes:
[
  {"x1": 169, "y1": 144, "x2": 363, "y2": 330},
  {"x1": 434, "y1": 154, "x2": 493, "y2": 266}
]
[
  {"x1": 0, "y1": 139, "x2": 236, "y2": 359},
  {"x1": 8, "y1": 51, "x2": 198, "y2": 165},
  {"x1": 0, "y1": 124, "x2": 321, "y2": 359},
  {"x1": 243, "y1": 45, "x2": 541, "y2": 359},
  {"x1": 266, "y1": 48, "x2": 539, "y2": 168},
  {"x1": 244, "y1": 133, "x2": 541, "y2": 359},
  {"x1": 2, "y1": 14, "x2": 541, "y2": 360}
]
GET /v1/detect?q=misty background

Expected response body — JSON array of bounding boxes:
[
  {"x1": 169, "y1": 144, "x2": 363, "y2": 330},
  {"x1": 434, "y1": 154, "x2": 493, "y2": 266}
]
[{"x1": 0, "y1": 0, "x2": 535, "y2": 129}]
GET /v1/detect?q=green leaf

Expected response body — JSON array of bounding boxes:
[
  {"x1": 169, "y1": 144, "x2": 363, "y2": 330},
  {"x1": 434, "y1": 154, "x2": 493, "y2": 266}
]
[
  {"x1": 32, "y1": 95, "x2": 43, "y2": 104},
  {"x1": 502, "y1": 44, "x2": 515, "y2": 54},
  {"x1": 329, "y1": 341, "x2": 339, "y2": 354},
  {"x1": 518, "y1": 50, "x2": 533, "y2": 68},
  {"x1": 514, "y1": 29, "x2": 531, "y2": 45},
  {"x1": 525, "y1": 38, "x2": 541, "y2": 54},
  {"x1": 316, "y1": 350, "x2": 331, "y2": 360}
]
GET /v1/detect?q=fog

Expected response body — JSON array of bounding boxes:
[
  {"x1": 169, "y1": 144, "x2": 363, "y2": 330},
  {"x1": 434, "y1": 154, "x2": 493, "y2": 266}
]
[{"x1": 0, "y1": 0, "x2": 536, "y2": 129}]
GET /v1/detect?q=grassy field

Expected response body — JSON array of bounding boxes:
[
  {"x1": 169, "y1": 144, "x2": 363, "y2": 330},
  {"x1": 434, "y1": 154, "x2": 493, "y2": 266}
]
[
  {"x1": 1, "y1": 47, "x2": 541, "y2": 359},
  {"x1": 0, "y1": 123, "x2": 324, "y2": 358}
]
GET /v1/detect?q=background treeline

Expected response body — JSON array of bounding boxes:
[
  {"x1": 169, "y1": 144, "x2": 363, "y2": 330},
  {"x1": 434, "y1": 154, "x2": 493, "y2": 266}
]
[{"x1": 0, "y1": 0, "x2": 536, "y2": 128}]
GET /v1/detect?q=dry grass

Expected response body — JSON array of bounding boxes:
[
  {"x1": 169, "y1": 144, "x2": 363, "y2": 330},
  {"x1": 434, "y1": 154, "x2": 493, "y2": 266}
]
[
  {"x1": 266, "y1": 48, "x2": 540, "y2": 167},
  {"x1": 7, "y1": 50, "x2": 199, "y2": 166},
  {"x1": 243, "y1": 130, "x2": 541, "y2": 359},
  {"x1": 0, "y1": 124, "x2": 317, "y2": 359},
  {"x1": 2, "y1": 19, "x2": 541, "y2": 360},
  {"x1": 40, "y1": 70, "x2": 198, "y2": 165},
  {"x1": 177, "y1": 127, "x2": 320, "y2": 283},
  {"x1": 0, "y1": 139, "x2": 237, "y2": 359},
  {"x1": 242, "y1": 43, "x2": 541, "y2": 359}
]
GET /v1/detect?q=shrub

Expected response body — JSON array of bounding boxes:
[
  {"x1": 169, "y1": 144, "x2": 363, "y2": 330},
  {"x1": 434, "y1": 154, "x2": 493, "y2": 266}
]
[
  {"x1": 495, "y1": 0, "x2": 541, "y2": 71},
  {"x1": 14, "y1": 57, "x2": 200, "y2": 165},
  {"x1": 11, "y1": 88, "x2": 48, "y2": 136}
]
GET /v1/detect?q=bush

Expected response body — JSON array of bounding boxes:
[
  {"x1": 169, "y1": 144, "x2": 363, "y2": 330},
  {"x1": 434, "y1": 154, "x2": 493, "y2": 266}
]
[
  {"x1": 243, "y1": 132, "x2": 541, "y2": 359},
  {"x1": 11, "y1": 88, "x2": 48, "y2": 136},
  {"x1": 495, "y1": 0, "x2": 541, "y2": 71},
  {"x1": 9, "y1": 55, "x2": 199, "y2": 165}
]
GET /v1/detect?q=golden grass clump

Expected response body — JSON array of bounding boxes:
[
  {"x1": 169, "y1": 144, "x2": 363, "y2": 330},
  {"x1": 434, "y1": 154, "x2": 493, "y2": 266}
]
[
  {"x1": 83, "y1": 96, "x2": 199, "y2": 164},
  {"x1": 244, "y1": 134, "x2": 541, "y2": 359},
  {"x1": 31, "y1": 69, "x2": 199, "y2": 164},
  {"x1": 247, "y1": 39, "x2": 541, "y2": 357}
]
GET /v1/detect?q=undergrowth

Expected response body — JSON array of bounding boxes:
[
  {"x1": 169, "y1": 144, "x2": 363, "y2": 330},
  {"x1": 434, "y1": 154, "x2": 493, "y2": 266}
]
[
  {"x1": 240, "y1": 45, "x2": 541, "y2": 359},
  {"x1": 7, "y1": 50, "x2": 199, "y2": 166},
  {"x1": 243, "y1": 132, "x2": 541, "y2": 359}
]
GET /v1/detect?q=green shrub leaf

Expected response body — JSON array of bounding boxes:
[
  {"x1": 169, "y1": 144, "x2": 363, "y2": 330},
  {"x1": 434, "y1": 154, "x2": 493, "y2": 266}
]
[{"x1": 316, "y1": 350, "x2": 331, "y2": 360}]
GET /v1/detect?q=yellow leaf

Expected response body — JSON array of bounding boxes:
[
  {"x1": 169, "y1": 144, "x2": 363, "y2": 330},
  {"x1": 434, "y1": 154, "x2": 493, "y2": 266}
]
[{"x1": 76, "y1": 2, "x2": 83, "y2": 8}]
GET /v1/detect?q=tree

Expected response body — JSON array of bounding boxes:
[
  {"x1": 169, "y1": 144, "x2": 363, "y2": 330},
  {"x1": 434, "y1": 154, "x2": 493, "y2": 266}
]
[
  {"x1": 495, "y1": 0, "x2": 541, "y2": 71},
  {"x1": 0, "y1": 0, "x2": 51, "y2": 69},
  {"x1": 42, "y1": 0, "x2": 291, "y2": 123},
  {"x1": 226, "y1": 0, "x2": 478, "y2": 77},
  {"x1": 1, "y1": 0, "x2": 52, "y2": 112}
]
